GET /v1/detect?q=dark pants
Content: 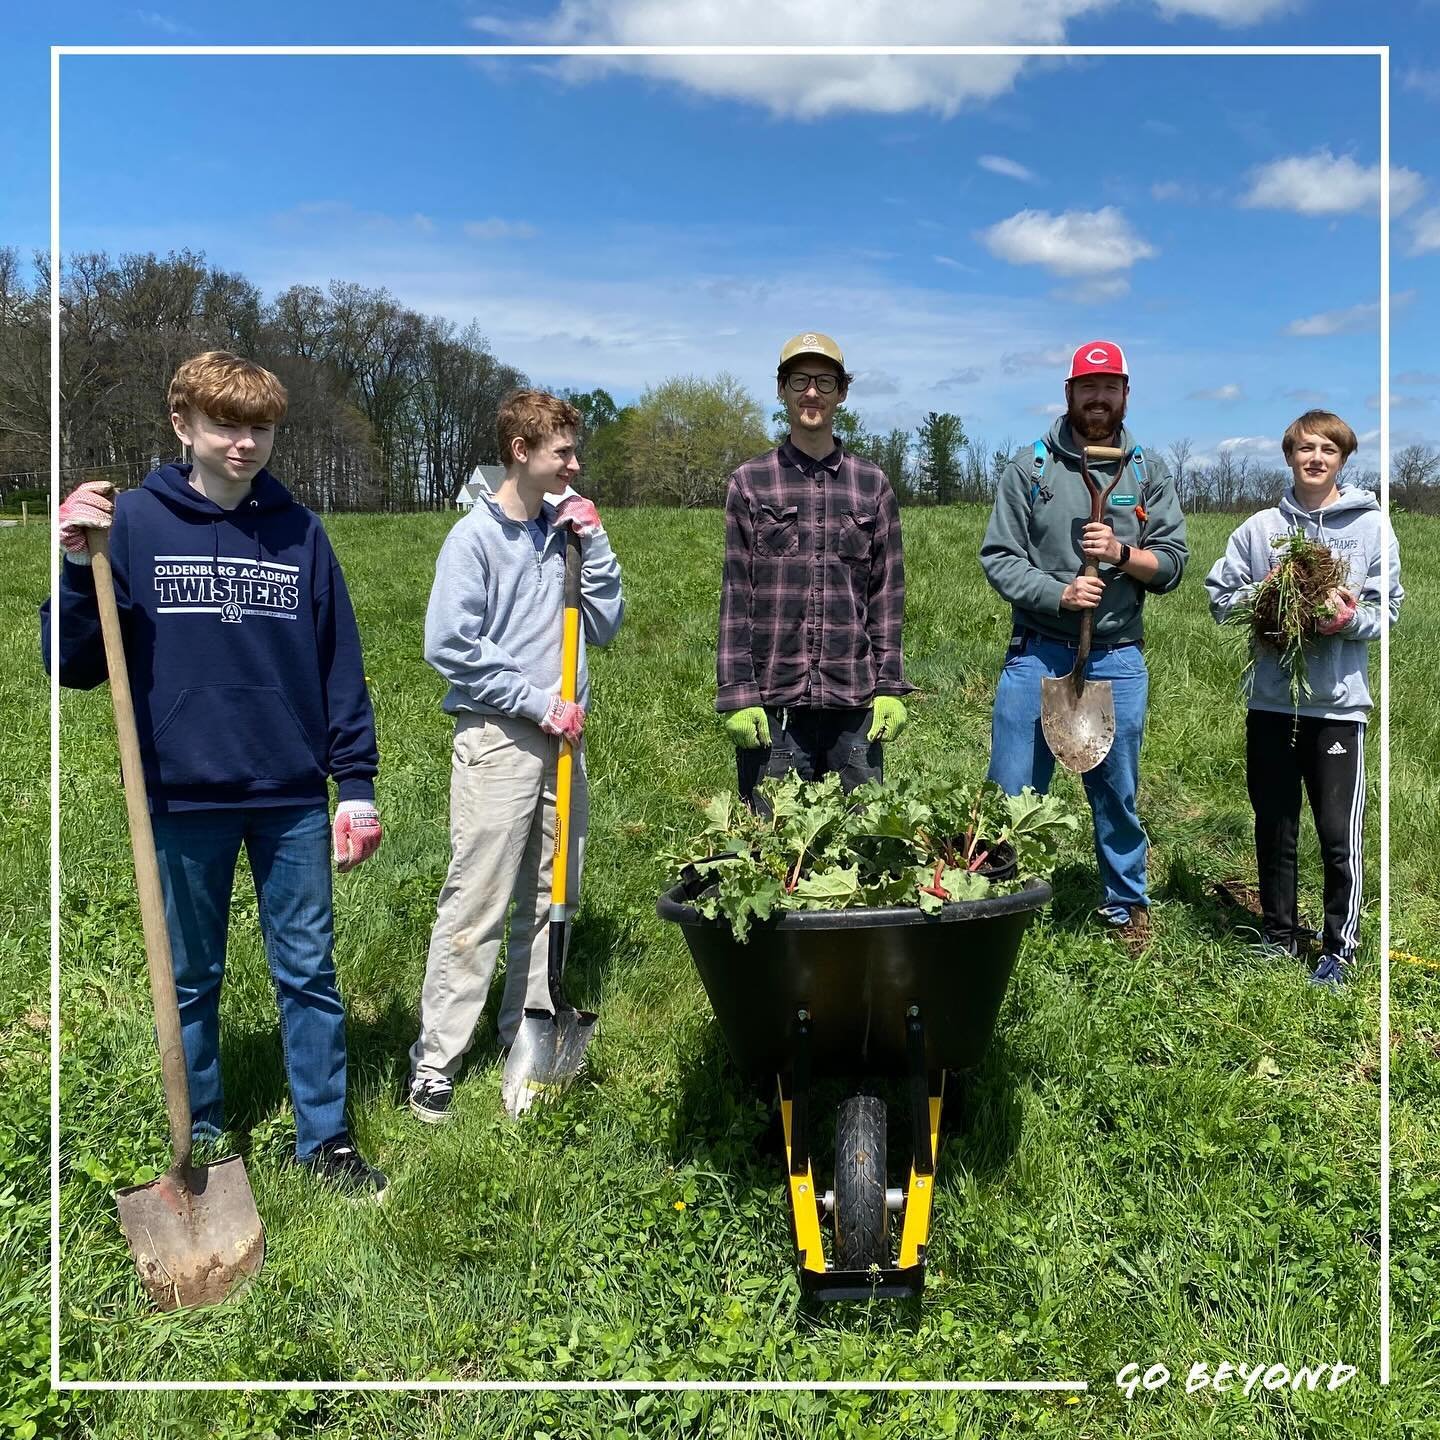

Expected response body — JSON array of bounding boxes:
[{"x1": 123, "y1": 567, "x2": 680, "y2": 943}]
[
  {"x1": 1246, "y1": 710, "x2": 1366, "y2": 959},
  {"x1": 736, "y1": 706, "x2": 883, "y2": 811}
]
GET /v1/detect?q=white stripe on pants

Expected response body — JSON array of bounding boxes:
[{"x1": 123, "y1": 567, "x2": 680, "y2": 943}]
[{"x1": 409, "y1": 712, "x2": 587, "y2": 1083}]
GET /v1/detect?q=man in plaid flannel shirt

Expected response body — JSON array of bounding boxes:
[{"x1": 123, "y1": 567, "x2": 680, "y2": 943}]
[{"x1": 716, "y1": 331, "x2": 913, "y2": 808}]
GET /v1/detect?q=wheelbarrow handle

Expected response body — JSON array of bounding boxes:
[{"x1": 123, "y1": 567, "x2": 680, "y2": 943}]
[{"x1": 86, "y1": 523, "x2": 194, "y2": 1175}]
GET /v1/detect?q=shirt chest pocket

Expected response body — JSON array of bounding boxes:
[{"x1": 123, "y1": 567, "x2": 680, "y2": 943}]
[
  {"x1": 839, "y1": 509, "x2": 875, "y2": 562},
  {"x1": 755, "y1": 503, "x2": 799, "y2": 557}
]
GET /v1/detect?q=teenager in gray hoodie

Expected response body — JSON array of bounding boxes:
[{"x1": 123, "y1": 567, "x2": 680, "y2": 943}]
[
  {"x1": 1204, "y1": 410, "x2": 1401, "y2": 988},
  {"x1": 407, "y1": 390, "x2": 624, "y2": 1121}
]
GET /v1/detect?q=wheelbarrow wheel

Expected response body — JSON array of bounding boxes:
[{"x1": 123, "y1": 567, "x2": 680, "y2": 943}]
[{"x1": 833, "y1": 1093, "x2": 888, "y2": 1270}]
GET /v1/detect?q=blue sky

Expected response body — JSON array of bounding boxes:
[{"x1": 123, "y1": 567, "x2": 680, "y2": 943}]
[{"x1": 3, "y1": 2, "x2": 1438, "y2": 473}]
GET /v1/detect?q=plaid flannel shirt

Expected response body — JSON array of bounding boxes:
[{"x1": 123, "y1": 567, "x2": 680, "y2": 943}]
[{"x1": 716, "y1": 439, "x2": 912, "y2": 712}]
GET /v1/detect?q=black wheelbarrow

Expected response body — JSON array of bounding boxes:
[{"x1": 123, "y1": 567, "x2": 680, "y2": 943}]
[{"x1": 657, "y1": 873, "x2": 1051, "y2": 1301}]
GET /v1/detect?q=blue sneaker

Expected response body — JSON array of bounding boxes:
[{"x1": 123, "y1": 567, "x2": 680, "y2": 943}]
[
  {"x1": 1095, "y1": 904, "x2": 1131, "y2": 928},
  {"x1": 1308, "y1": 953, "x2": 1352, "y2": 989}
]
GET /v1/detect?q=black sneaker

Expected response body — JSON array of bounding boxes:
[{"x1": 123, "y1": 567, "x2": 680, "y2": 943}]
[
  {"x1": 408, "y1": 1076, "x2": 454, "y2": 1125},
  {"x1": 301, "y1": 1135, "x2": 388, "y2": 1202},
  {"x1": 1241, "y1": 929, "x2": 1300, "y2": 960}
]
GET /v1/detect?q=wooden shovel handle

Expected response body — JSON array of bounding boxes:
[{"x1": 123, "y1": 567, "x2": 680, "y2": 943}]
[{"x1": 86, "y1": 525, "x2": 193, "y2": 1174}]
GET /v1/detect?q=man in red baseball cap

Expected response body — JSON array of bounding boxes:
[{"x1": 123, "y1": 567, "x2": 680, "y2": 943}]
[{"x1": 979, "y1": 340, "x2": 1189, "y2": 953}]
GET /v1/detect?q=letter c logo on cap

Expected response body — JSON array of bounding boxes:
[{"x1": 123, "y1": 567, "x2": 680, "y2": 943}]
[{"x1": 1086, "y1": 347, "x2": 1110, "y2": 365}]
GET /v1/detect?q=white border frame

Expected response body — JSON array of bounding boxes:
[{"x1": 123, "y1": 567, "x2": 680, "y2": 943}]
[{"x1": 48, "y1": 40, "x2": 1391, "y2": 1396}]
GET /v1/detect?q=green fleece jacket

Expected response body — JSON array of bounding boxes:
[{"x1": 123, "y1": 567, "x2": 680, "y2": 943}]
[{"x1": 980, "y1": 417, "x2": 1189, "y2": 645}]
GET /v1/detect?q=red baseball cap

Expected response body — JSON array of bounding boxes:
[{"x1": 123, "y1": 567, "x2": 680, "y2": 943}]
[{"x1": 1067, "y1": 340, "x2": 1128, "y2": 380}]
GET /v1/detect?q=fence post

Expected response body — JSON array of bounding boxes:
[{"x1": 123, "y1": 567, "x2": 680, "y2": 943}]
[{"x1": 20, "y1": 501, "x2": 27, "y2": 527}]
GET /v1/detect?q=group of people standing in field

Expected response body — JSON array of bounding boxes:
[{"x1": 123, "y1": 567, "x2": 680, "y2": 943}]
[{"x1": 45, "y1": 334, "x2": 1400, "y2": 1197}]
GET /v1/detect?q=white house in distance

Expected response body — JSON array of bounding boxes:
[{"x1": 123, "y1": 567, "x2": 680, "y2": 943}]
[{"x1": 454, "y1": 466, "x2": 506, "y2": 509}]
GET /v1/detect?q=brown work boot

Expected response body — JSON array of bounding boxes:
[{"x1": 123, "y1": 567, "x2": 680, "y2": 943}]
[{"x1": 1117, "y1": 907, "x2": 1152, "y2": 956}]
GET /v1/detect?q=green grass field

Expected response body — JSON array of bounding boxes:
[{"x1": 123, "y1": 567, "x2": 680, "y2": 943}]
[{"x1": 3, "y1": 506, "x2": 1437, "y2": 1437}]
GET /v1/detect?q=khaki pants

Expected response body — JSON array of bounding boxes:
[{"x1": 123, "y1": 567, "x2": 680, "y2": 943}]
[{"x1": 409, "y1": 712, "x2": 587, "y2": 1083}]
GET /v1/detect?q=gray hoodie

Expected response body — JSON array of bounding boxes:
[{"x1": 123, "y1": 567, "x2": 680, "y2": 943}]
[
  {"x1": 423, "y1": 490, "x2": 624, "y2": 723},
  {"x1": 1203, "y1": 485, "x2": 1400, "y2": 721},
  {"x1": 980, "y1": 417, "x2": 1189, "y2": 645}
]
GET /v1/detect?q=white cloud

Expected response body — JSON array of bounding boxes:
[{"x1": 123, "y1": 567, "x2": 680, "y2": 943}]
[
  {"x1": 1367, "y1": 393, "x2": 1433, "y2": 412},
  {"x1": 1188, "y1": 383, "x2": 1244, "y2": 402},
  {"x1": 979, "y1": 154, "x2": 1037, "y2": 183},
  {"x1": 1241, "y1": 150, "x2": 1422, "y2": 216},
  {"x1": 1403, "y1": 66, "x2": 1440, "y2": 102},
  {"x1": 1283, "y1": 290, "x2": 1414, "y2": 337},
  {"x1": 469, "y1": 1, "x2": 1296, "y2": 119},
  {"x1": 1002, "y1": 347, "x2": 1070, "y2": 375},
  {"x1": 411, "y1": 213, "x2": 436, "y2": 234},
  {"x1": 1409, "y1": 208, "x2": 1440, "y2": 256},
  {"x1": 1396, "y1": 371, "x2": 1440, "y2": 386},
  {"x1": 934, "y1": 368, "x2": 984, "y2": 389},
  {"x1": 1026, "y1": 402, "x2": 1067, "y2": 417},
  {"x1": 933, "y1": 255, "x2": 978, "y2": 272},
  {"x1": 1154, "y1": 0, "x2": 1296, "y2": 21},
  {"x1": 980, "y1": 207, "x2": 1156, "y2": 278},
  {"x1": 463, "y1": 218, "x2": 539, "y2": 240},
  {"x1": 1284, "y1": 300, "x2": 1380, "y2": 337},
  {"x1": 1061, "y1": 277, "x2": 1132, "y2": 304},
  {"x1": 1218, "y1": 434, "x2": 1283, "y2": 459}
]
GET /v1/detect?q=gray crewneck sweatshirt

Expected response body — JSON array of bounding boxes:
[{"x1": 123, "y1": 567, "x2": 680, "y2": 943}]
[
  {"x1": 1204, "y1": 484, "x2": 1401, "y2": 721},
  {"x1": 423, "y1": 490, "x2": 624, "y2": 722}
]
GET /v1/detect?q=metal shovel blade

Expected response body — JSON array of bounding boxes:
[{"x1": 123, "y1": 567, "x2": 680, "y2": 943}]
[
  {"x1": 115, "y1": 1157, "x2": 265, "y2": 1311},
  {"x1": 501, "y1": 1006, "x2": 598, "y2": 1117},
  {"x1": 1040, "y1": 671, "x2": 1117, "y2": 774}
]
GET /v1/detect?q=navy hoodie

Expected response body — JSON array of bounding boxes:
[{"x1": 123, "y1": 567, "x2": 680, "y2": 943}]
[{"x1": 41, "y1": 464, "x2": 378, "y2": 813}]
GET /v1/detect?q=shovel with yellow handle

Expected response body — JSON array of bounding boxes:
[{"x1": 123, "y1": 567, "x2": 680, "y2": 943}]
[
  {"x1": 501, "y1": 527, "x2": 598, "y2": 1117},
  {"x1": 1039, "y1": 444, "x2": 1130, "y2": 775},
  {"x1": 85, "y1": 510, "x2": 265, "y2": 1311}
]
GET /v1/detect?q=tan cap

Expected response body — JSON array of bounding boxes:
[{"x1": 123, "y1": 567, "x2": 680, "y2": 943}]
[{"x1": 779, "y1": 331, "x2": 846, "y2": 371}]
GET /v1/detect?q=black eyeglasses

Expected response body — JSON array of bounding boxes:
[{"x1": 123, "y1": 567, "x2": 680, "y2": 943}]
[{"x1": 783, "y1": 371, "x2": 842, "y2": 395}]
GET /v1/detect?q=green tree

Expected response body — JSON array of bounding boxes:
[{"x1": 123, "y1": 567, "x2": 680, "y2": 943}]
[
  {"x1": 562, "y1": 386, "x2": 620, "y2": 445},
  {"x1": 626, "y1": 373, "x2": 771, "y2": 506},
  {"x1": 917, "y1": 411, "x2": 967, "y2": 506}
]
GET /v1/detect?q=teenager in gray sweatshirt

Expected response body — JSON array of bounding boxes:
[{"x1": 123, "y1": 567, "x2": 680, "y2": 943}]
[
  {"x1": 407, "y1": 390, "x2": 624, "y2": 1121},
  {"x1": 1205, "y1": 409, "x2": 1401, "y2": 988}
]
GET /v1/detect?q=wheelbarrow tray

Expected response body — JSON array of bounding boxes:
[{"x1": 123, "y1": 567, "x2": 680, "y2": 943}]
[{"x1": 656, "y1": 878, "x2": 1052, "y2": 1084}]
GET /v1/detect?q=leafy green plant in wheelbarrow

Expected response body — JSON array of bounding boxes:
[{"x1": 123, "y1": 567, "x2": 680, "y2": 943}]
[{"x1": 657, "y1": 773, "x2": 1076, "y2": 1301}]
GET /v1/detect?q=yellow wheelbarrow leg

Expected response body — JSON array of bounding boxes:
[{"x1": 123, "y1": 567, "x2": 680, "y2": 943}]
[
  {"x1": 899, "y1": 1086, "x2": 943, "y2": 1269},
  {"x1": 779, "y1": 1083, "x2": 826, "y2": 1274}
]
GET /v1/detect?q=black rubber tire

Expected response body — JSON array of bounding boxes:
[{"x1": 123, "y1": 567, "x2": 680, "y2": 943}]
[{"x1": 833, "y1": 1093, "x2": 889, "y2": 1270}]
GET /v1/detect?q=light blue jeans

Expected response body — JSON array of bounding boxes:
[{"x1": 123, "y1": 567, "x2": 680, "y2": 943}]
[
  {"x1": 150, "y1": 804, "x2": 347, "y2": 1159},
  {"x1": 986, "y1": 633, "x2": 1150, "y2": 912}
]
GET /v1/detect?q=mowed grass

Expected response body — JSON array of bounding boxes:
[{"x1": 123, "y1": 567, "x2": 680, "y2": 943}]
[{"x1": 0, "y1": 505, "x2": 1432, "y2": 1435}]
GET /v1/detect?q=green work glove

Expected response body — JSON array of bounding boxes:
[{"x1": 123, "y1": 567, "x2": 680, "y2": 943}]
[
  {"x1": 867, "y1": 697, "x2": 908, "y2": 744},
  {"x1": 722, "y1": 707, "x2": 771, "y2": 749}
]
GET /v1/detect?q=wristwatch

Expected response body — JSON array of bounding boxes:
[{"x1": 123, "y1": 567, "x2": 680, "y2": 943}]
[{"x1": 1116, "y1": 542, "x2": 1132, "y2": 569}]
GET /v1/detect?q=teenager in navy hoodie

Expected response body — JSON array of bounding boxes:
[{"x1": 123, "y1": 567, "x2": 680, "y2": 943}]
[{"x1": 43, "y1": 351, "x2": 387, "y2": 1198}]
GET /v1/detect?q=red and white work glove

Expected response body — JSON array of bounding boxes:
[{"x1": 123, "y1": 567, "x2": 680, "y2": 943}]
[
  {"x1": 540, "y1": 695, "x2": 586, "y2": 746},
  {"x1": 1315, "y1": 588, "x2": 1357, "y2": 637},
  {"x1": 333, "y1": 801, "x2": 383, "y2": 872},
  {"x1": 58, "y1": 480, "x2": 116, "y2": 564},
  {"x1": 553, "y1": 494, "x2": 603, "y2": 539}
]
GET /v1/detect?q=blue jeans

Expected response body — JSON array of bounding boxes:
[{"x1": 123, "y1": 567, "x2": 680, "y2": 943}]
[
  {"x1": 986, "y1": 634, "x2": 1150, "y2": 911},
  {"x1": 150, "y1": 804, "x2": 347, "y2": 1160}
]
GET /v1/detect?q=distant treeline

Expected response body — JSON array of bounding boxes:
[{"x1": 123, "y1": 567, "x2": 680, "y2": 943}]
[{"x1": 1, "y1": 247, "x2": 1433, "y2": 513}]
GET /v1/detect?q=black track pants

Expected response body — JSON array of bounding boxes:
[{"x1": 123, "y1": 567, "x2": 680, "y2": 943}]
[{"x1": 1245, "y1": 710, "x2": 1366, "y2": 958}]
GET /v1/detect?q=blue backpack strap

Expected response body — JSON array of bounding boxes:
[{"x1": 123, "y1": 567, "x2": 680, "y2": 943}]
[{"x1": 1029, "y1": 439, "x2": 1047, "y2": 504}]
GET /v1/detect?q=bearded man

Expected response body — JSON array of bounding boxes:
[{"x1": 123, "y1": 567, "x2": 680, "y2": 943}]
[{"x1": 978, "y1": 341, "x2": 1189, "y2": 951}]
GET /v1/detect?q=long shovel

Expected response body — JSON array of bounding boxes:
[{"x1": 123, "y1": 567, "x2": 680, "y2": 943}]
[
  {"x1": 1040, "y1": 444, "x2": 1128, "y2": 775},
  {"x1": 86, "y1": 521, "x2": 265, "y2": 1310},
  {"x1": 501, "y1": 528, "x2": 598, "y2": 1117}
]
